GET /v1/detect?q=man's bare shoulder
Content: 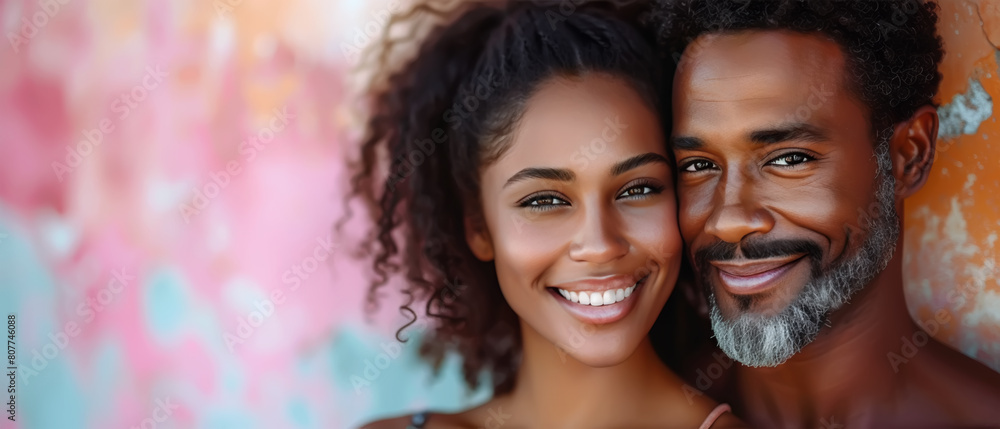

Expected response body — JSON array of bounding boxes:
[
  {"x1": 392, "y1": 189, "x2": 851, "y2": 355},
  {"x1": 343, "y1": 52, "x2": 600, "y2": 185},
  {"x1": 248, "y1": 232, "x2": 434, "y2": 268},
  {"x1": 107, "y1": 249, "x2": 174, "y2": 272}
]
[{"x1": 899, "y1": 338, "x2": 1000, "y2": 423}]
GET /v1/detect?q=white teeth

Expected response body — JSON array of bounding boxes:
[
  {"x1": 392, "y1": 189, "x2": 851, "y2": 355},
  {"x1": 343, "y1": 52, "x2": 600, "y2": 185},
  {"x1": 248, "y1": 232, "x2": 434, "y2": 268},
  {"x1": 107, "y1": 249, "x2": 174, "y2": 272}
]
[
  {"x1": 590, "y1": 292, "x2": 603, "y2": 306},
  {"x1": 602, "y1": 290, "x2": 614, "y2": 305},
  {"x1": 555, "y1": 282, "x2": 640, "y2": 307}
]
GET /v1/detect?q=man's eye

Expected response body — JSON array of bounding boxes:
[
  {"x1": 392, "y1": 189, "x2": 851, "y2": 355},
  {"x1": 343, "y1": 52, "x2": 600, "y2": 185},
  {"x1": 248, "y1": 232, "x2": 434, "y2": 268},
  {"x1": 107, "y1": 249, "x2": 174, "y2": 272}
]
[
  {"x1": 682, "y1": 160, "x2": 716, "y2": 172},
  {"x1": 769, "y1": 153, "x2": 814, "y2": 166}
]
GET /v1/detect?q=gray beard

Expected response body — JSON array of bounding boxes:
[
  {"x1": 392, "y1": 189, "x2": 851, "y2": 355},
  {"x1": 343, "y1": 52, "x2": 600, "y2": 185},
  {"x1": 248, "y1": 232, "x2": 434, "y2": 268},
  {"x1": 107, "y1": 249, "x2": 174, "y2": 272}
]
[{"x1": 708, "y1": 137, "x2": 901, "y2": 367}]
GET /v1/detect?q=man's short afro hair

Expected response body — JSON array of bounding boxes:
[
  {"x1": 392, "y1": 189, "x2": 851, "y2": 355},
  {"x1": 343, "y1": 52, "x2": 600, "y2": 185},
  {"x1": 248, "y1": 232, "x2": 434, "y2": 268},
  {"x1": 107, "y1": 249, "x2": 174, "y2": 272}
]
[{"x1": 652, "y1": 0, "x2": 944, "y2": 135}]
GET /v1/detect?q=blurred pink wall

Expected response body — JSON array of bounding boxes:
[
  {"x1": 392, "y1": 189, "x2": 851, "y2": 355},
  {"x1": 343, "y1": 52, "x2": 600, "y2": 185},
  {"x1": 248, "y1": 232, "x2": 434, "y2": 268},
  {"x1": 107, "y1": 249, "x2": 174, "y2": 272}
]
[
  {"x1": 0, "y1": 1, "x2": 997, "y2": 428},
  {"x1": 0, "y1": 0, "x2": 486, "y2": 427}
]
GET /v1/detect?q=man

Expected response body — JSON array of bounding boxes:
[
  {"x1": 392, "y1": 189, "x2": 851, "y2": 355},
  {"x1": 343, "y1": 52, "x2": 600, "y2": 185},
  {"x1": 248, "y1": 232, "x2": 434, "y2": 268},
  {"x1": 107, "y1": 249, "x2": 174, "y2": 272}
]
[{"x1": 658, "y1": 0, "x2": 1000, "y2": 427}]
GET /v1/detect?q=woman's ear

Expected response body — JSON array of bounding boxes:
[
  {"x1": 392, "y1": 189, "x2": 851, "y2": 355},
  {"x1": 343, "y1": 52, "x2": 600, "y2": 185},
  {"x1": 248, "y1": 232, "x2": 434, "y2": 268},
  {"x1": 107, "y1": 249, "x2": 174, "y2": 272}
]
[
  {"x1": 465, "y1": 214, "x2": 495, "y2": 261},
  {"x1": 890, "y1": 105, "x2": 939, "y2": 199}
]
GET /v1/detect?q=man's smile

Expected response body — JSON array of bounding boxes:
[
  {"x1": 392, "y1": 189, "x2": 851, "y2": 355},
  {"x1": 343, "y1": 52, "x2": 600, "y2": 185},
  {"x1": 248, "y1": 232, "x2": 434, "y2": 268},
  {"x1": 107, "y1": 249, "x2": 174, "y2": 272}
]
[{"x1": 710, "y1": 254, "x2": 807, "y2": 295}]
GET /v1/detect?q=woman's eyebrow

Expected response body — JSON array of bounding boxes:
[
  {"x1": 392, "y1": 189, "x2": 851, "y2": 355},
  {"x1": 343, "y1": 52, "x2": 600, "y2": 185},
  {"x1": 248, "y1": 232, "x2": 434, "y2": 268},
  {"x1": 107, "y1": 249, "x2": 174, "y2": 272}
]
[
  {"x1": 503, "y1": 167, "x2": 575, "y2": 189},
  {"x1": 503, "y1": 152, "x2": 668, "y2": 188},
  {"x1": 610, "y1": 152, "x2": 670, "y2": 176}
]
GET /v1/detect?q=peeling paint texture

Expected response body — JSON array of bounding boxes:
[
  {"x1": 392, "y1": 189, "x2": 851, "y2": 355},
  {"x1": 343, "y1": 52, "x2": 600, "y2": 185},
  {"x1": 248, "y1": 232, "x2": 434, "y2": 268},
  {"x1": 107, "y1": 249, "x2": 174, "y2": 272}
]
[
  {"x1": 904, "y1": 0, "x2": 1000, "y2": 372},
  {"x1": 938, "y1": 78, "x2": 992, "y2": 139}
]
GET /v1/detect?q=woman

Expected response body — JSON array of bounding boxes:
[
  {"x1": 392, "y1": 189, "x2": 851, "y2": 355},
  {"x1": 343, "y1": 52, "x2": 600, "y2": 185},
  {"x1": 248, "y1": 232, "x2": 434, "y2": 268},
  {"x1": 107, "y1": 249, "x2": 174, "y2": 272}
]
[{"x1": 348, "y1": 1, "x2": 742, "y2": 427}]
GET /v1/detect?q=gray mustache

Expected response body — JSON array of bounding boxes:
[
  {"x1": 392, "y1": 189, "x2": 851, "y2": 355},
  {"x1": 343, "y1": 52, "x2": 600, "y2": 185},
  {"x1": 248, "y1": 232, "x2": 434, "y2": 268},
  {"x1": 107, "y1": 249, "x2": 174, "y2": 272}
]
[{"x1": 694, "y1": 238, "x2": 824, "y2": 267}]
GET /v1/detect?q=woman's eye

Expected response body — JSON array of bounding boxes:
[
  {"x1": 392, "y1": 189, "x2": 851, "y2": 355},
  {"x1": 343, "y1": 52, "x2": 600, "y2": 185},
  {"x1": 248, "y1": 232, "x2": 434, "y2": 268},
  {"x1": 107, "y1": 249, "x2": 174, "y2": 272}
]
[
  {"x1": 521, "y1": 195, "x2": 569, "y2": 209},
  {"x1": 618, "y1": 185, "x2": 656, "y2": 199},
  {"x1": 769, "y1": 153, "x2": 814, "y2": 166},
  {"x1": 682, "y1": 160, "x2": 716, "y2": 172}
]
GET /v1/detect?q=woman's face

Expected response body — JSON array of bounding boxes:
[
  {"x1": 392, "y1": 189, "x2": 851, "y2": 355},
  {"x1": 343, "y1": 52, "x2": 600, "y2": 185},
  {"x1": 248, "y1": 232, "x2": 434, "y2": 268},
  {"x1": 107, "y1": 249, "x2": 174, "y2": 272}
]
[{"x1": 467, "y1": 73, "x2": 683, "y2": 366}]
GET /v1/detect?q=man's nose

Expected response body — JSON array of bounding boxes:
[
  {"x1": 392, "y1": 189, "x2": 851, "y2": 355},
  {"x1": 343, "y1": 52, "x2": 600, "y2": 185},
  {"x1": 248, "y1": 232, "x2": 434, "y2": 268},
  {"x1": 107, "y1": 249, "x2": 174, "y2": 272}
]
[
  {"x1": 568, "y1": 202, "x2": 629, "y2": 264},
  {"x1": 704, "y1": 173, "x2": 775, "y2": 243}
]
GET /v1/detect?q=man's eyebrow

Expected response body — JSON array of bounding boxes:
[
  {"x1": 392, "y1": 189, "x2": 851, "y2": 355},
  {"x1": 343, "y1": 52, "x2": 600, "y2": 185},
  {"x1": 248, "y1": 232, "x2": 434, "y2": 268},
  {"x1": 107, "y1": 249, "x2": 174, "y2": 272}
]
[
  {"x1": 671, "y1": 136, "x2": 704, "y2": 150},
  {"x1": 670, "y1": 124, "x2": 829, "y2": 150},
  {"x1": 749, "y1": 123, "x2": 829, "y2": 145},
  {"x1": 610, "y1": 152, "x2": 670, "y2": 176},
  {"x1": 503, "y1": 167, "x2": 575, "y2": 189}
]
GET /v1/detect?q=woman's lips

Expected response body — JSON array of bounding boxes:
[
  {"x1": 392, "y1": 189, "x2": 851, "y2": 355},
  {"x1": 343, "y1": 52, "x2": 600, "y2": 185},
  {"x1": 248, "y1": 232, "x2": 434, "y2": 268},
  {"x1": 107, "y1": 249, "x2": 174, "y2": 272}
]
[
  {"x1": 549, "y1": 275, "x2": 648, "y2": 325},
  {"x1": 710, "y1": 255, "x2": 805, "y2": 295}
]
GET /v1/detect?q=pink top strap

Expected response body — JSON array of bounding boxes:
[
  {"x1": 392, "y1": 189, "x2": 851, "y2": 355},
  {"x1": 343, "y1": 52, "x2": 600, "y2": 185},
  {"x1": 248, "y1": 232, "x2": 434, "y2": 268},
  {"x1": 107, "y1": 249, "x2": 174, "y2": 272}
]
[{"x1": 698, "y1": 403, "x2": 731, "y2": 429}]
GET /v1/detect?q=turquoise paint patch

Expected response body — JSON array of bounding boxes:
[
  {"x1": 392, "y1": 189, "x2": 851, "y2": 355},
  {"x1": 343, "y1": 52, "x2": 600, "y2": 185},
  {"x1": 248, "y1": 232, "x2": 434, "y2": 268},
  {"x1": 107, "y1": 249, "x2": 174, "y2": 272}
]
[
  {"x1": 204, "y1": 409, "x2": 257, "y2": 429},
  {"x1": 938, "y1": 78, "x2": 993, "y2": 139},
  {"x1": 0, "y1": 211, "x2": 56, "y2": 318},
  {"x1": 288, "y1": 397, "x2": 312, "y2": 427},
  {"x1": 38, "y1": 211, "x2": 78, "y2": 257},
  {"x1": 143, "y1": 268, "x2": 189, "y2": 340},
  {"x1": 22, "y1": 358, "x2": 88, "y2": 428},
  {"x1": 92, "y1": 341, "x2": 125, "y2": 415},
  {"x1": 328, "y1": 328, "x2": 371, "y2": 392},
  {"x1": 222, "y1": 362, "x2": 245, "y2": 394},
  {"x1": 425, "y1": 352, "x2": 491, "y2": 411},
  {"x1": 333, "y1": 325, "x2": 490, "y2": 426}
]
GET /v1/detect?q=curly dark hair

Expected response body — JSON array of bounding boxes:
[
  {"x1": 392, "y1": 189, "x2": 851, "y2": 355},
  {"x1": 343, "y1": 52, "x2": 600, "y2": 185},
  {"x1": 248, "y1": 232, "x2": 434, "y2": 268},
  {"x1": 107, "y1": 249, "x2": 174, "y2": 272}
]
[
  {"x1": 344, "y1": 0, "x2": 670, "y2": 395},
  {"x1": 652, "y1": 0, "x2": 944, "y2": 137}
]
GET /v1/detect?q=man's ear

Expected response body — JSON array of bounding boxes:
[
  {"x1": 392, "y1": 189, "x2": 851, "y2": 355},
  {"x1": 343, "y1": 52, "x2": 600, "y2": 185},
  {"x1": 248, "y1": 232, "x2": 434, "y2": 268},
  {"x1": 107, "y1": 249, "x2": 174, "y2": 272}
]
[
  {"x1": 890, "y1": 105, "x2": 938, "y2": 199},
  {"x1": 465, "y1": 214, "x2": 494, "y2": 261}
]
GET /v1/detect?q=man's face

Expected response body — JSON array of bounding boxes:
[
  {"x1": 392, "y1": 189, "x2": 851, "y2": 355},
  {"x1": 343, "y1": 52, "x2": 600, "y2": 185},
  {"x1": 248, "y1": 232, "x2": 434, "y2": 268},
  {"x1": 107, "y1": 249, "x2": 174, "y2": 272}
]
[{"x1": 671, "y1": 30, "x2": 901, "y2": 367}]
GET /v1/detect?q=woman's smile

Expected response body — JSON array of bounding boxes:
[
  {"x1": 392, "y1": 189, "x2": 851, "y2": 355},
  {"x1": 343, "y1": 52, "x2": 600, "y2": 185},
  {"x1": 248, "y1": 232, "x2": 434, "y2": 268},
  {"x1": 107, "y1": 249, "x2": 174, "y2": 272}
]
[{"x1": 548, "y1": 272, "x2": 654, "y2": 325}]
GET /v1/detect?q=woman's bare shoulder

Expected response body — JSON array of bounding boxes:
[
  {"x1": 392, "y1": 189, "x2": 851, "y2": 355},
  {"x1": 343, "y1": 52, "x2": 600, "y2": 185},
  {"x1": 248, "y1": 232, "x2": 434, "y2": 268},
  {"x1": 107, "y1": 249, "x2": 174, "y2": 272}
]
[
  {"x1": 708, "y1": 410, "x2": 752, "y2": 429},
  {"x1": 358, "y1": 405, "x2": 496, "y2": 429}
]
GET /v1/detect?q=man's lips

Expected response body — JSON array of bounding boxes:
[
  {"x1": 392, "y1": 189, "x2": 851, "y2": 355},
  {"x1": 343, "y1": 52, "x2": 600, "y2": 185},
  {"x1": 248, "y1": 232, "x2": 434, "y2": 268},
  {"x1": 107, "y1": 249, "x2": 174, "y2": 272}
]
[{"x1": 709, "y1": 255, "x2": 806, "y2": 295}]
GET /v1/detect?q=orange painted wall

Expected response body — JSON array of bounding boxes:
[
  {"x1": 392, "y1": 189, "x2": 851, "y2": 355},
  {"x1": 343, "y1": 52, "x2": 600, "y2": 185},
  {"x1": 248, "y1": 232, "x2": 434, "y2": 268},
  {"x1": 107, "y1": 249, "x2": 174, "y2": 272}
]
[{"x1": 904, "y1": 0, "x2": 1000, "y2": 370}]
